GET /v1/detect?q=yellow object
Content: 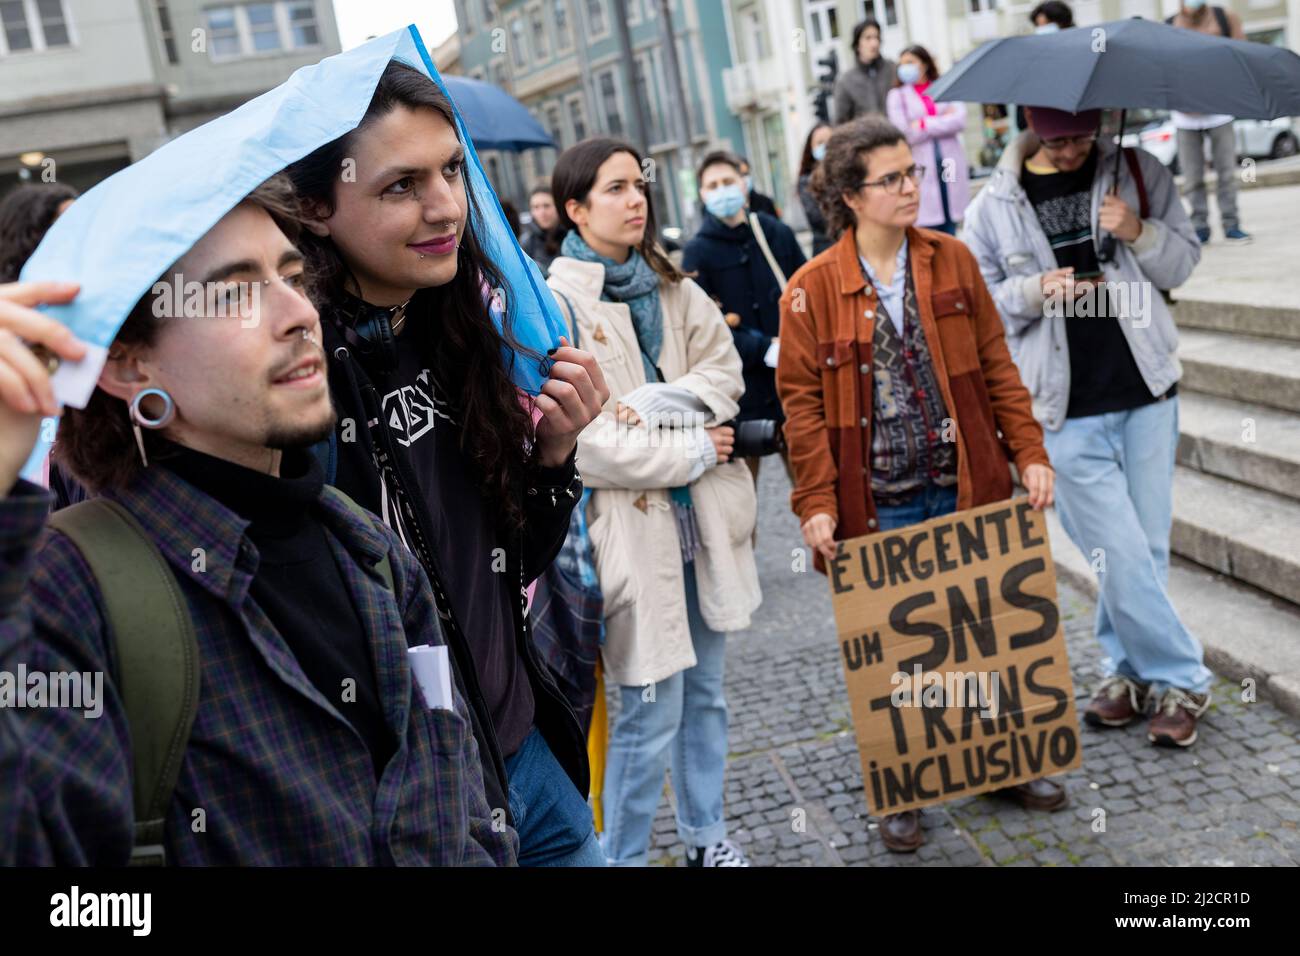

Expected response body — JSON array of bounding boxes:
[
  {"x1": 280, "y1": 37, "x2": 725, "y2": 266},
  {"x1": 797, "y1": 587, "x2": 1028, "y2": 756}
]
[{"x1": 588, "y1": 659, "x2": 607, "y2": 834}]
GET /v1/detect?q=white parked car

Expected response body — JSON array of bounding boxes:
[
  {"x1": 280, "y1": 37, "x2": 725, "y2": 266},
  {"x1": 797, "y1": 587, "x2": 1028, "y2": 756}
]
[{"x1": 1120, "y1": 110, "x2": 1299, "y2": 173}]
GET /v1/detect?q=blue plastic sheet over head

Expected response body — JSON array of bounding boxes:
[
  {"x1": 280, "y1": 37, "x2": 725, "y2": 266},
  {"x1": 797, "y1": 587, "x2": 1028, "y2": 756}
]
[{"x1": 20, "y1": 25, "x2": 563, "y2": 480}]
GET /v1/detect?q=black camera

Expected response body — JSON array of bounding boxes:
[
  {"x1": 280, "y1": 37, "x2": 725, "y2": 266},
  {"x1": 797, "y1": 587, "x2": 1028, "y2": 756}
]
[{"x1": 724, "y1": 418, "x2": 785, "y2": 459}]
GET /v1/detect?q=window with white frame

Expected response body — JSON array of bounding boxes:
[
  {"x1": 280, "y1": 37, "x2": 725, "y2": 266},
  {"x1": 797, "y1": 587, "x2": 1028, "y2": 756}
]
[
  {"x1": 585, "y1": 0, "x2": 607, "y2": 37},
  {"x1": 567, "y1": 95, "x2": 588, "y2": 141},
  {"x1": 968, "y1": 0, "x2": 996, "y2": 13},
  {"x1": 598, "y1": 69, "x2": 623, "y2": 137},
  {"x1": 624, "y1": 0, "x2": 640, "y2": 26},
  {"x1": 552, "y1": 0, "x2": 572, "y2": 51},
  {"x1": 203, "y1": 2, "x2": 323, "y2": 60},
  {"x1": 545, "y1": 103, "x2": 564, "y2": 148},
  {"x1": 633, "y1": 52, "x2": 661, "y2": 142},
  {"x1": 529, "y1": 3, "x2": 549, "y2": 61},
  {"x1": 0, "y1": 0, "x2": 72, "y2": 55},
  {"x1": 509, "y1": 15, "x2": 527, "y2": 67}
]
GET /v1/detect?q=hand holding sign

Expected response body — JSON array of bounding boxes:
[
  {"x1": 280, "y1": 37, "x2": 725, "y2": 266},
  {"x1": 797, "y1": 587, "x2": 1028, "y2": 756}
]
[
  {"x1": 828, "y1": 498, "x2": 1082, "y2": 816},
  {"x1": 802, "y1": 512, "x2": 838, "y2": 563}
]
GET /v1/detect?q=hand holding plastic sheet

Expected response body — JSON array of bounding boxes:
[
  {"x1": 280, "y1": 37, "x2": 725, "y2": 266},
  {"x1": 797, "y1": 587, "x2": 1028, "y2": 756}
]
[{"x1": 18, "y1": 25, "x2": 565, "y2": 480}]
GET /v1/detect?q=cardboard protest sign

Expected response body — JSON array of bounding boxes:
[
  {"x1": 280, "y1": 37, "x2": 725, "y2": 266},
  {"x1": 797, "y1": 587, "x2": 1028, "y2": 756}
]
[{"x1": 827, "y1": 498, "x2": 1082, "y2": 816}]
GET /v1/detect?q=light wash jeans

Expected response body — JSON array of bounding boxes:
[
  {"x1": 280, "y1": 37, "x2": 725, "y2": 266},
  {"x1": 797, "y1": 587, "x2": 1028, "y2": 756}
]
[
  {"x1": 600, "y1": 562, "x2": 729, "y2": 866},
  {"x1": 1043, "y1": 396, "x2": 1212, "y2": 694}
]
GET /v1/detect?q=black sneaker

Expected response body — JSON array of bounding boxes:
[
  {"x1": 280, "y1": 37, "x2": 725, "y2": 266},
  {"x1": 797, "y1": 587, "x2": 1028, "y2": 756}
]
[{"x1": 684, "y1": 839, "x2": 750, "y2": 867}]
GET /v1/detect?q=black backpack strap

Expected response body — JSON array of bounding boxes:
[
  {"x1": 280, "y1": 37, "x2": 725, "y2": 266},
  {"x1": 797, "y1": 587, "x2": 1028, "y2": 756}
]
[
  {"x1": 47, "y1": 498, "x2": 200, "y2": 867},
  {"x1": 1122, "y1": 147, "x2": 1150, "y2": 220},
  {"x1": 322, "y1": 486, "x2": 394, "y2": 592}
]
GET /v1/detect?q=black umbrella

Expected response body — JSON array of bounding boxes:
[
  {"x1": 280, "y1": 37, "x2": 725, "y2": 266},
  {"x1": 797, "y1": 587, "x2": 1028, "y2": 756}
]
[
  {"x1": 928, "y1": 17, "x2": 1300, "y2": 259},
  {"x1": 927, "y1": 17, "x2": 1300, "y2": 119}
]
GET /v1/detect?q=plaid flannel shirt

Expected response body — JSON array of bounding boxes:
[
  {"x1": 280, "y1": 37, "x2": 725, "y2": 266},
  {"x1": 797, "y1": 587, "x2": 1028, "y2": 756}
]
[{"x1": 0, "y1": 467, "x2": 517, "y2": 866}]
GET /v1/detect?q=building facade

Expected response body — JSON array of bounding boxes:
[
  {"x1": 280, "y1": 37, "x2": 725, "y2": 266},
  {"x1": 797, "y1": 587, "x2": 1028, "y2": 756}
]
[
  {"x1": 725, "y1": 0, "x2": 1298, "y2": 210},
  {"x1": 0, "y1": 0, "x2": 341, "y2": 195},
  {"x1": 455, "y1": 0, "x2": 748, "y2": 230}
]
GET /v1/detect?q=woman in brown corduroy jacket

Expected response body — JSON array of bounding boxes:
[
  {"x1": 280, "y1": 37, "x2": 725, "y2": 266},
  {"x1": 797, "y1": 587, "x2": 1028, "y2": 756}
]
[{"x1": 775, "y1": 116, "x2": 1062, "y2": 854}]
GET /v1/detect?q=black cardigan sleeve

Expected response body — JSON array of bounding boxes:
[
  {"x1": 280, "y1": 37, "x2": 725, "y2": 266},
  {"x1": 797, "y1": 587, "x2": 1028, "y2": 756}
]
[{"x1": 518, "y1": 446, "x2": 583, "y2": 583}]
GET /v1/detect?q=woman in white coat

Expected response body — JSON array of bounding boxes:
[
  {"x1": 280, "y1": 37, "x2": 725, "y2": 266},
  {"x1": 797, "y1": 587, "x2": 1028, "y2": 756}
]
[{"x1": 547, "y1": 138, "x2": 762, "y2": 867}]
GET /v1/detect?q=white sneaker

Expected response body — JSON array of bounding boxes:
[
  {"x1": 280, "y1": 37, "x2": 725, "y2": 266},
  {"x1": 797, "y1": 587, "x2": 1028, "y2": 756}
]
[{"x1": 685, "y1": 839, "x2": 751, "y2": 867}]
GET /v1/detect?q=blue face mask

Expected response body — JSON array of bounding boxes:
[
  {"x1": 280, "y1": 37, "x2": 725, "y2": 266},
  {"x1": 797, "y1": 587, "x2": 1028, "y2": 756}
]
[
  {"x1": 703, "y1": 183, "x2": 747, "y2": 219},
  {"x1": 1034, "y1": 22, "x2": 1060, "y2": 34},
  {"x1": 811, "y1": 143, "x2": 827, "y2": 163},
  {"x1": 898, "y1": 63, "x2": 922, "y2": 85},
  {"x1": 1184, "y1": 0, "x2": 1206, "y2": 8}
]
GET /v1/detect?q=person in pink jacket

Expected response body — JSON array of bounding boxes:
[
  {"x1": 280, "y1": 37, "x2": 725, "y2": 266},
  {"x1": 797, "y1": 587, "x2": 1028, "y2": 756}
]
[{"x1": 885, "y1": 45, "x2": 971, "y2": 235}]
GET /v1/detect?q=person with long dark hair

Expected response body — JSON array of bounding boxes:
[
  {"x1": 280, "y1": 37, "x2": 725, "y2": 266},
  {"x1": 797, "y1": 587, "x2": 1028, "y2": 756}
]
[
  {"x1": 286, "y1": 60, "x2": 609, "y2": 867},
  {"x1": 798, "y1": 123, "x2": 834, "y2": 256},
  {"x1": 0, "y1": 182, "x2": 78, "y2": 283},
  {"x1": 547, "y1": 138, "x2": 761, "y2": 867}
]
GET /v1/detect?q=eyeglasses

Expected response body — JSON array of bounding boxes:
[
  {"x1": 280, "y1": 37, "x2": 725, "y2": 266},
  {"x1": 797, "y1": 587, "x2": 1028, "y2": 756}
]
[
  {"x1": 857, "y1": 164, "x2": 926, "y2": 195},
  {"x1": 1039, "y1": 133, "x2": 1098, "y2": 150}
]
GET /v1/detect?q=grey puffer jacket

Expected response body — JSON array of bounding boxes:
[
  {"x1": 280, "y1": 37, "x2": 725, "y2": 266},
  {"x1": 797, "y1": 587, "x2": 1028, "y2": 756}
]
[{"x1": 960, "y1": 132, "x2": 1201, "y2": 431}]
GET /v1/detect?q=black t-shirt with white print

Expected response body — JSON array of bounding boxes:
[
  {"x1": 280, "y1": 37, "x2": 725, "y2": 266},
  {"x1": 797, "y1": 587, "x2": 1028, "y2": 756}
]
[
  {"x1": 1021, "y1": 147, "x2": 1161, "y2": 418},
  {"x1": 381, "y1": 335, "x2": 536, "y2": 759}
]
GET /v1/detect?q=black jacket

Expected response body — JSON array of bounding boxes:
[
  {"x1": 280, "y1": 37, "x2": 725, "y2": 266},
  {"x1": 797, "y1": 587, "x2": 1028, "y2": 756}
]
[
  {"x1": 319, "y1": 302, "x2": 589, "y2": 823},
  {"x1": 681, "y1": 211, "x2": 806, "y2": 422},
  {"x1": 747, "y1": 189, "x2": 779, "y2": 219},
  {"x1": 521, "y1": 224, "x2": 560, "y2": 275}
]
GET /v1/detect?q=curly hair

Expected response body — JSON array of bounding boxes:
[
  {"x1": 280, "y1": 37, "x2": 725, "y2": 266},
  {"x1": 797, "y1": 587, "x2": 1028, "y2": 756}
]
[
  {"x1": 54, "y1": 175, "x2": 301, "y2": 492},
  {"x1": 0, "y1": 182, "x2": 79, "y2": 283},
  {"x1": 809, "y1": 116, "x2": 908, "y2": 238}
]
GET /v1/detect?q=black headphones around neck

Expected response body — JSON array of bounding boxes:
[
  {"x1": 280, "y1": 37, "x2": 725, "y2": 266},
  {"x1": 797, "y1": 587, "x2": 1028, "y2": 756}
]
[{"x1": 334, "y1": 296, "x2": 407, "y2": 373}]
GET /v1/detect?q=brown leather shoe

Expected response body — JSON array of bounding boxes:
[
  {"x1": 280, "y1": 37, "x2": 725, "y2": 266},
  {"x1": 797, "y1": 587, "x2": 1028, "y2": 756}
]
[
  {"x1": 879, "y1": 810, "x2": 924, "y2": 853},
  {"x1": 993, "y1": 777, "x2": 1069, "y2": 812},
  {"x1": 1084, "y1": 675, "x2": 1151, "y2": 727},
  {"x1": 1148, "y1": 687, "x2": 1211, "y2": 747}
]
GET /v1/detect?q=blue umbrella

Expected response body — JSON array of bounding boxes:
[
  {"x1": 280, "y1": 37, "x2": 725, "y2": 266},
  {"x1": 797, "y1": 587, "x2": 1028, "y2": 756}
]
[
  {"x1": 928, "y1": 18, "x2": 1300, "y2": 119},
  {"x1": 442, "y1": 75, "x2": 555, "y2": 151},
  {"x1": 19, "y1": 24, "x2": 566, "y2": 481}
]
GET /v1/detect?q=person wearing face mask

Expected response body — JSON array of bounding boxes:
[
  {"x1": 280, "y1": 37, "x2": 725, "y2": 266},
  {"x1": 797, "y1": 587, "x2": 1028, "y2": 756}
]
[
  {"x1": 833, "y1": 19, "x2": 897, "y2": 124},
  {"x1": 798, "y1": 124, "x2": 835, "y2": 256},
  {"x1": 547, "y1": 138, "x2": 762, "y2": 867},
  {"x1": 885, "y1": 45, "x2": 971, "y2": 236},
  {"x1": 1166, "y1": 1, "x2": 1252, "y2": 244},
  {"x1": 682, "y1": 152, "x2": 806, "y2": 487}
]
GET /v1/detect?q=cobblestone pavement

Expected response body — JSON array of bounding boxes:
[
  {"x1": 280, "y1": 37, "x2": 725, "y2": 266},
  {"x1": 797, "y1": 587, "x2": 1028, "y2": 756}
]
[{"x1": 614, "y1": 463, "x2": 1300, "y2": 867}]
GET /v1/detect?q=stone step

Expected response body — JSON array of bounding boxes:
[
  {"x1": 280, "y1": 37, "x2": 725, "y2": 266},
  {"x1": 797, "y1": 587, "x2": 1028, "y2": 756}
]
[
  {"x1": 1170, "y1": 467, "x2": 1300, "y2": 607},
  {"x1": 1177, "y1": 391, "x2": 1300, "y2": 502},
  {"x1": 1178, "y1": 328, "x2": 1300, "y2": 414},
  {"x1": 1173, "y1": 297, "x2": 1300, "y2": 343},
  {"x1": 1045, "y1": 505, "x2": 1300, "y2": 719}
]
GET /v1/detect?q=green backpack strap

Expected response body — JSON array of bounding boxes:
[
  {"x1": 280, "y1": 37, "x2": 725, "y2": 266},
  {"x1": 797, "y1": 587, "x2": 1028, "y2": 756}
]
[
  {"x1": 46, "y1": 497, "x2": 200, "y2": 867},
  {"x1": 322, "y1": 486, "x2": 394, "y2": 592}
]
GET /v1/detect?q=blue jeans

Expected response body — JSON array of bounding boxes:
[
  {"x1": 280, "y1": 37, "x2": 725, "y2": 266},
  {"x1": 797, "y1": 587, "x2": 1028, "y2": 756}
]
[
  {"x1": 601, "y1": 563, "x2": 729, "y2": 866},
  {"x1": 1043, "y1": 397, "x2": 1211, "y2": 694},
  {"x1": 874, "y1": 483, "x2": 959, "y2": 530},
  {"x1": 505, "y1": 728, "x2": 606, "y2": 867}
]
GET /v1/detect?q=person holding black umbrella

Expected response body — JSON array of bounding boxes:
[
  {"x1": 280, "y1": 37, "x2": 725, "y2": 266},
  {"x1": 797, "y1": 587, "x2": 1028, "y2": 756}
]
[{"x1": 962, "y1": 106, "x2": 1214, "y2": 748}]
